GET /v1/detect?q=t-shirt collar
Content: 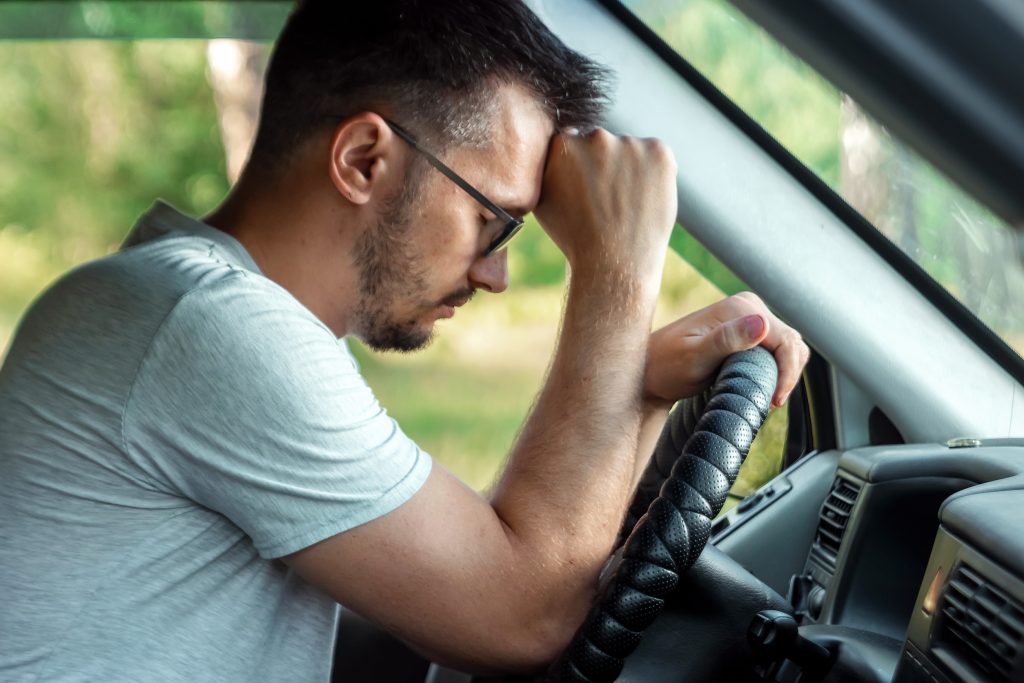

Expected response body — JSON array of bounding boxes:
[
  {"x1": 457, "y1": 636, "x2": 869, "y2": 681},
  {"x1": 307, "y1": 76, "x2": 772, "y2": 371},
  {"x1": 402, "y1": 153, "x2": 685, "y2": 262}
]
[{"x1": 122, "y1": 200, "x2": 263, "y2": 275}]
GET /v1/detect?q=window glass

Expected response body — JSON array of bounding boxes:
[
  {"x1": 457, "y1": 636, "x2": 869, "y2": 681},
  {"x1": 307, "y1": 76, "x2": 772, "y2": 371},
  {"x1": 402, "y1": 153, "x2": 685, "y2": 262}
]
[
  {"x1": 626, "y1": 0, "x2": 1024, "y2": 361},
  {"x1": 0, "y1": 27, "x2": 790, "y2": 497},
  {"x1": 0, "y1": 2, "x2": 289, "y2": 40}
]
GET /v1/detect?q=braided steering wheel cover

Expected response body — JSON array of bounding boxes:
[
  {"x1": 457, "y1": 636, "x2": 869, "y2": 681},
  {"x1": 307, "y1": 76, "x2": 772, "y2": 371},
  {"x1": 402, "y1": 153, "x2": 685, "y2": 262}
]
[{"x1": 551, "y1": 347, "x2": 778, "y2": 682}]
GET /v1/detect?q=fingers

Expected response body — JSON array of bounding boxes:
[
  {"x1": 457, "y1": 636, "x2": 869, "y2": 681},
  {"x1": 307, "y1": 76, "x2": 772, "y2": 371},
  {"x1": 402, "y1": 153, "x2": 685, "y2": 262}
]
[
  {"x1": 770, "y1": 330, "x2": 810, "y2": 408},
  {"x1": 713, "y1": 292, "x2": 811, "y2": 408},
  {"x1": 644, "y1": 293, "x2": 810, "y2": 407},
  {"x1": 710, "y1": 314, "x2": 768, "y2": 356},
  {"x1": 534, "y1": 128, "x2": 677, "y2": 279}
]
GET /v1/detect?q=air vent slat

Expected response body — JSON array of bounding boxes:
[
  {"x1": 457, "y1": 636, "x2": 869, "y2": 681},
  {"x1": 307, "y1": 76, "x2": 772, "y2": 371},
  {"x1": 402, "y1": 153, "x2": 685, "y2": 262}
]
[
  {"x1": 821, "y1": 500, "x2": 851, "y2": 516},
  {"x1": 829, "y1": 489, "x2": 858, "y2": 507},
  {"x1": 945, "y1": 592, "x2": 969, "y2": 610},
  {"x1": 810, "y1": 477, "x2": 861, "y2": 567},
  {"x1": 1000, "y1": 609, "x2": 1024, "y2": 634},
  {"x1": 973, "y1": 591, "x2": 1003, "y2": 616},
  {"x1": 938, "y1": 563, "x2": 1024, "y2": 683}
]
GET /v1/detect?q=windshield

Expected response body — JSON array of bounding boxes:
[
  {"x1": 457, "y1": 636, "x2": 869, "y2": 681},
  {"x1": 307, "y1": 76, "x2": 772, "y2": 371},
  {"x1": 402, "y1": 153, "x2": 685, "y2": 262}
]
[{"x1": 625, "y1": 0, "x2": 1024, "y2": 362}]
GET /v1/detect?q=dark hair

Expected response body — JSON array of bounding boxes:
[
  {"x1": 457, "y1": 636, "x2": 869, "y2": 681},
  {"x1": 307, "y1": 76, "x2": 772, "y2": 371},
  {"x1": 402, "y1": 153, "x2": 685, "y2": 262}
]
[{"x1": 249, "y1": 0, "x2": 611, "y2": 166}]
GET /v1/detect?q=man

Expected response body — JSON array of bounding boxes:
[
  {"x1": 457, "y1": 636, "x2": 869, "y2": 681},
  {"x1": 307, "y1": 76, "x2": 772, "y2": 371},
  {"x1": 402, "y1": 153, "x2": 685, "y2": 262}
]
[{"x1": 0, "y1": 1, "x2": 808, "y2": 680}]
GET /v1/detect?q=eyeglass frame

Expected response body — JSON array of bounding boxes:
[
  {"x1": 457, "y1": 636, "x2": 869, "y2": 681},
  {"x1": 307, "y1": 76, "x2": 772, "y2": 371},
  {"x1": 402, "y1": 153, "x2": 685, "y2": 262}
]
[{"x1": 383, "y1": 118, "x2": 525, "y2": 256}]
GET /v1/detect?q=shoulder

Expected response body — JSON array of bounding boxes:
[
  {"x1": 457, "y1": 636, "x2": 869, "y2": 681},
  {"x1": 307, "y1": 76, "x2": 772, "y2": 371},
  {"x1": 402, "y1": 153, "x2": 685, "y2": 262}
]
[
  {"x1": 162, "y1": 269, "x2": 345, "y2": 370},
  {"x1": 129, "y1": 266, "x2": 368, "y2": 427}
]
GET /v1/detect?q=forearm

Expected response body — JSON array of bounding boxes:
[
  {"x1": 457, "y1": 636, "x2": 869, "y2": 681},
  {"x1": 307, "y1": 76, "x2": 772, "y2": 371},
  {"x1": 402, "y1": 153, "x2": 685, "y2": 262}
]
[
  {"x1": 488, "y1": 266, "x2": 660, "y2": 610},
  {"x1": 632, "y1": 399, "x2": 671, "y2": 491}
]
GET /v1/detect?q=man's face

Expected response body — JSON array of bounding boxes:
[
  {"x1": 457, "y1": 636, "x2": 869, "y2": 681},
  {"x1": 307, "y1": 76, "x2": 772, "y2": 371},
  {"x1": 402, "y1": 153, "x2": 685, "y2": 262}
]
[{"x1": 351, "y1": 89, "x2": 554, "y2": 352}]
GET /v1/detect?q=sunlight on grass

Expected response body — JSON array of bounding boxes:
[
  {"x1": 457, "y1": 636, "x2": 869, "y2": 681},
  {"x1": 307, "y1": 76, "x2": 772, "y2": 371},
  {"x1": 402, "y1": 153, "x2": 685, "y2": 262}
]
[{"x1": 0, "y1": 227, "x2": 90, "y2": 357}]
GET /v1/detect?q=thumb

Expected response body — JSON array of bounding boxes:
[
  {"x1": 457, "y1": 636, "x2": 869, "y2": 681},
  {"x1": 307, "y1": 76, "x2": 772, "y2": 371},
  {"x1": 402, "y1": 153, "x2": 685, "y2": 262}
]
[{"x1": 709, "y1": 314, "x2": 769, "y2": 357}]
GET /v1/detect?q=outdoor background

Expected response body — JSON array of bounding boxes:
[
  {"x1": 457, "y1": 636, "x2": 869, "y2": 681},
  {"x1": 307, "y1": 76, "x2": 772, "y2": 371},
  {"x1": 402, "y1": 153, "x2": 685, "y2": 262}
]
[{"x1": 2, "y1": 0, "x2": 1019, "y2": 495}]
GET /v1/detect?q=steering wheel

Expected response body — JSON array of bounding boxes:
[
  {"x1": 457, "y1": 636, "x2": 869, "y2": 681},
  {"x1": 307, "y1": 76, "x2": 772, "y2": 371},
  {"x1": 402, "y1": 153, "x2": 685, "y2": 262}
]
[{"x1": 550, "y1": 346, "x2": 778, "y2": 682}]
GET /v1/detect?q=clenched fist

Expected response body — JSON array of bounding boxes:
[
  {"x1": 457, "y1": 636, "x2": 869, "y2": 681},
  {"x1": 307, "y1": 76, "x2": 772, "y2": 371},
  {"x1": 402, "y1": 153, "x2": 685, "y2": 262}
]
[{"x1": 533, "y1": 128, "x2": 678, "y2": 292}]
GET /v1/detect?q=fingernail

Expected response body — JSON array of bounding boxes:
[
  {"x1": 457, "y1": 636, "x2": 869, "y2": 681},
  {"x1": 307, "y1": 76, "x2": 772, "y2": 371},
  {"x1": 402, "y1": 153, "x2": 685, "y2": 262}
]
[{"x1": 744, "y1": 314, "x2": 765, "y2": 340}]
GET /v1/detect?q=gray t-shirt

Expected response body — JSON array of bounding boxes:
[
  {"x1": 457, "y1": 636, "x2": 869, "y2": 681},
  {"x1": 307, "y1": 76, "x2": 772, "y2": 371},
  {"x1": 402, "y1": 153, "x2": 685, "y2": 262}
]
[{"x1": 0, "y1": 201, "x2": 432, "y2": 681}]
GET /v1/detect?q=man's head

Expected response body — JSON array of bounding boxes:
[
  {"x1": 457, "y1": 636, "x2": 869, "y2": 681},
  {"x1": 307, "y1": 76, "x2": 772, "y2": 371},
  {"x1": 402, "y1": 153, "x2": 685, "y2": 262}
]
[{"x1": 240, "y1": 0, "x2": 611, "y2": 350}]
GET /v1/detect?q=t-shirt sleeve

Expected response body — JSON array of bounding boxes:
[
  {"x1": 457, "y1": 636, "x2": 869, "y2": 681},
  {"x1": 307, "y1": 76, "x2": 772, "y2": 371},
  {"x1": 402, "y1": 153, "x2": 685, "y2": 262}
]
[{"x1": 122, "y1": 273, "x2": 432, "y2": 558}]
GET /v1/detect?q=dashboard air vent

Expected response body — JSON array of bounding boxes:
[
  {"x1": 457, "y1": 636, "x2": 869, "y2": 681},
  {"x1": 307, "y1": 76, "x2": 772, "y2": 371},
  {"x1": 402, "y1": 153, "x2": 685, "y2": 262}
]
[
  {"x1": 810, "y1": 477, "x2": 861, "y2": 569},
  {"x1": 939, "y1": 564, "x2": 1024, "y2": 683}
]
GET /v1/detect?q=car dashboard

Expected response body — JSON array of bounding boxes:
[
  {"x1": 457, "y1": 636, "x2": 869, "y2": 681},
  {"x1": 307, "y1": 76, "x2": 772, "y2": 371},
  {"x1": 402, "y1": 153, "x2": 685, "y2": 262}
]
[{"x1": 732, "y1": 442, "x2": 1024, "y2": 683}]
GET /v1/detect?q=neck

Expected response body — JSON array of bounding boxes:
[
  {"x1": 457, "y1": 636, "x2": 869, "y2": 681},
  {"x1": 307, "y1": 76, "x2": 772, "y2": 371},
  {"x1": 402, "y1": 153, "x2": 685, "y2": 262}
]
[{"x1": 204, "y1": 166, "x2": 360, "y2": 337}]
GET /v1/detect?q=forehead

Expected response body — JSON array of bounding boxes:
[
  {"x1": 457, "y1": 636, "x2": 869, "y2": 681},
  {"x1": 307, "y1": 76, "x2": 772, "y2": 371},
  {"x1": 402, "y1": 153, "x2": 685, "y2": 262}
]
[{"x1": 446, "y1": 85, "x2": 554, "y2": 215}]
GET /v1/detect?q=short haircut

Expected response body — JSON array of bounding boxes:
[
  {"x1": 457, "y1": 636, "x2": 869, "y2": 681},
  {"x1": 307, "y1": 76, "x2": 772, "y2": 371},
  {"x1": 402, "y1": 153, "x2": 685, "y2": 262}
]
[{"x1": 249, "y1": 0, "x2": 611, "y2": 166}]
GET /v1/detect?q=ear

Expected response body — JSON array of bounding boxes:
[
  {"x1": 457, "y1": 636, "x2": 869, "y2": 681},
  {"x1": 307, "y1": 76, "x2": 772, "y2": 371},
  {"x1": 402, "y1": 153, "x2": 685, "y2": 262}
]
[{"x1": 327, "y1": 112, "x2": 399, "y2": 205}]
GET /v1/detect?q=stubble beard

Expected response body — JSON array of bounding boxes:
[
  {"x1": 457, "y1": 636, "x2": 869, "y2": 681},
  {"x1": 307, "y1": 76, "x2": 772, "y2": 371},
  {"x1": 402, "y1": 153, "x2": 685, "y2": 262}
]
[{"x1": 352, "y1": 177, "x2": 436, "y2": 353}]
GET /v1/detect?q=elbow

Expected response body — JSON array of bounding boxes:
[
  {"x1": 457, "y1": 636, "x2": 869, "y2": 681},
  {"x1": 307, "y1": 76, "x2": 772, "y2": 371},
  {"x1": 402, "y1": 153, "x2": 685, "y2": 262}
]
[
  {"x1": 487, "y1": 602, "x2": 590, "y2": 675},
  {"x1": 506, "y1": 612, "x2": 581, "y2": 674},
  {"x1": 495, "y1": 573, "x2": 597, "y2": 674},
  {"x1": 428, "y1": 602, "x2": 585, "y2": 676}
]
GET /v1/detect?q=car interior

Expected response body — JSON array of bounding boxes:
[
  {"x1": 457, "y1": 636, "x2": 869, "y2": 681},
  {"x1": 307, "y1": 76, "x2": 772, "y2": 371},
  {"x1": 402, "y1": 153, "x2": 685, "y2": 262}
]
[
  {"x1": 3, "y1": 1, "x2": 1023, "y2": 682},
  {"x1": 516, "y1": 1, "x2": 1024, "y2": 682}
]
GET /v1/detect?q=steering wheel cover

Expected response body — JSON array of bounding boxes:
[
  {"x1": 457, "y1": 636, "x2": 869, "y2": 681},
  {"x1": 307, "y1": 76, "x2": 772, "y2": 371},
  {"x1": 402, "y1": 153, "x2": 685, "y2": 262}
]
[{"x1": 552, "y1": 347, "x2": 778, "y2": 682}]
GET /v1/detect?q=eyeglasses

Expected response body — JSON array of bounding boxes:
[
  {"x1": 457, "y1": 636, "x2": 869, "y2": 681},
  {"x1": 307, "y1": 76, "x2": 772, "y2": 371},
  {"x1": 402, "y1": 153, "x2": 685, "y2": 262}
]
[{"x1": 383, "y1": 119, "x2": 525, "y2": 256}]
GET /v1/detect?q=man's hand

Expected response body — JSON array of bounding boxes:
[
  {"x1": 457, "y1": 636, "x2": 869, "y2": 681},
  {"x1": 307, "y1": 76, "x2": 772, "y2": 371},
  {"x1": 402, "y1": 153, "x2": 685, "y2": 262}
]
[
  {"x1": 644, "y1": 292, "x2": 811, "y2": 408},
  {"x1": 533, "y1": 128, "x2": 677, "y2": 292}
]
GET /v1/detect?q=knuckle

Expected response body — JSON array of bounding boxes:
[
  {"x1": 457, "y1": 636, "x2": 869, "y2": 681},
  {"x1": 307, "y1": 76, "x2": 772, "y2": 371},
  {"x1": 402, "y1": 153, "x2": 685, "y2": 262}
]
[
  {"x1": 734, "y1": 291, "x2": 763, "y2": 306},
  {"x1": 643, "y1": 139, "x2": 674, "y2": 166},
  {"x1": 729, "y1": 291, "x2": 763, "y2": 314},
  {"x1": 648, "y1": 138, "x2": 671, "y2": 158}
]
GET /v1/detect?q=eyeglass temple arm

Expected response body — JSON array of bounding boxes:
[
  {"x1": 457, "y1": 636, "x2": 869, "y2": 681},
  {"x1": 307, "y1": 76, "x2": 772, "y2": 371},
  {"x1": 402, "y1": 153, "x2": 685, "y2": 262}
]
[{"x1": 384, "y1": 119, "x2": 518, "y2": 224}]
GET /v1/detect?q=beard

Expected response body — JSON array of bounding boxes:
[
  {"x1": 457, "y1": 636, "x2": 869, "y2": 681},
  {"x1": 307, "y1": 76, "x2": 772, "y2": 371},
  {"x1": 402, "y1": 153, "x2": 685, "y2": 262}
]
[{"x1": 352, "y1": 172, "x2": 472, "y2": 352}]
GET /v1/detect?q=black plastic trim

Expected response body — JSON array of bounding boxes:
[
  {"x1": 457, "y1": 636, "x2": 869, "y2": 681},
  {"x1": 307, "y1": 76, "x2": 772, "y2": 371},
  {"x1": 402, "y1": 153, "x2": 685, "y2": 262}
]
[
  {"x1": 598, "y1": 0, "x2": 1024, "y2": 388},
  {"x1": 801, "y1": 348, "x2": 836, "y2": 455},
  {"x1": 781, "y1": 380, "x2": 809, "y2": 468}
]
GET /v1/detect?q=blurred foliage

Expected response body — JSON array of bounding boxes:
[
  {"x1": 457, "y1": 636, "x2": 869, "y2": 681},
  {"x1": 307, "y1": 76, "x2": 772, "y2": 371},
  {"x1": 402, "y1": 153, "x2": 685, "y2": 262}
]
[
  {"x1": 669, "y1": 227, "x2": 746, "y2": 296},
  {"x1": 0, "y1": 2, "x2": 289, "y2": 40},
  {"x1": 0, "y1": 41, "x2": 230, "y2": 344},
  {"x1": 507, "y1": 216, "x2": 565, "y2": 287}
]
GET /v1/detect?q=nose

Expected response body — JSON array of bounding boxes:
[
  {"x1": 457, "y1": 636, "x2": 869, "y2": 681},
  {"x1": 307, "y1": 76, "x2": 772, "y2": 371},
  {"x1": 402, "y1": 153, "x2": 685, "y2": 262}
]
[{"x1": 468, "y1": 248, "x2": 509, "y2": 294}]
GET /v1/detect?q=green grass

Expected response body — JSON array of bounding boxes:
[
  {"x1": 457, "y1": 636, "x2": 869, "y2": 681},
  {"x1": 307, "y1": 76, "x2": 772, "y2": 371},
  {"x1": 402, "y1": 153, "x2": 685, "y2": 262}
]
[{"x1": 350, "y1": 342, "x2": 541, "y2": 492}]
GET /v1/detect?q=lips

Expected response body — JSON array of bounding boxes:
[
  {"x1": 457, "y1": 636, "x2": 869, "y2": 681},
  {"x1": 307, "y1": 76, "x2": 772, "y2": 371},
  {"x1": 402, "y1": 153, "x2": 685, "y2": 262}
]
[
  {"x1": 433, "y1": 289, "x2": 474, "y2": 321},
  {"x1": 440, "y1": 290, "x2": 474, "y2": 310},
  {"x1": 447, "y1": 297, "x2": 470, "y2": 309}
]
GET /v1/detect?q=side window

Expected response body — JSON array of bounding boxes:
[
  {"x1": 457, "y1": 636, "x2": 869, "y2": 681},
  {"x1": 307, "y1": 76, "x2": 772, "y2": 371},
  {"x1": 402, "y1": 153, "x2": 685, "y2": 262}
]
[{"x1": 626, "y1": 0, "x2": 1024, "y2": 362}]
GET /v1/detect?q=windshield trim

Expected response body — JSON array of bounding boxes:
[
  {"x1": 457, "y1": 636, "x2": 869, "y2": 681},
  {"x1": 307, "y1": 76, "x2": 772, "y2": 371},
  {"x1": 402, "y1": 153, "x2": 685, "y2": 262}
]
[{"x1": 603, "y1": 0, "x2": 1024, "y2": 387}]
